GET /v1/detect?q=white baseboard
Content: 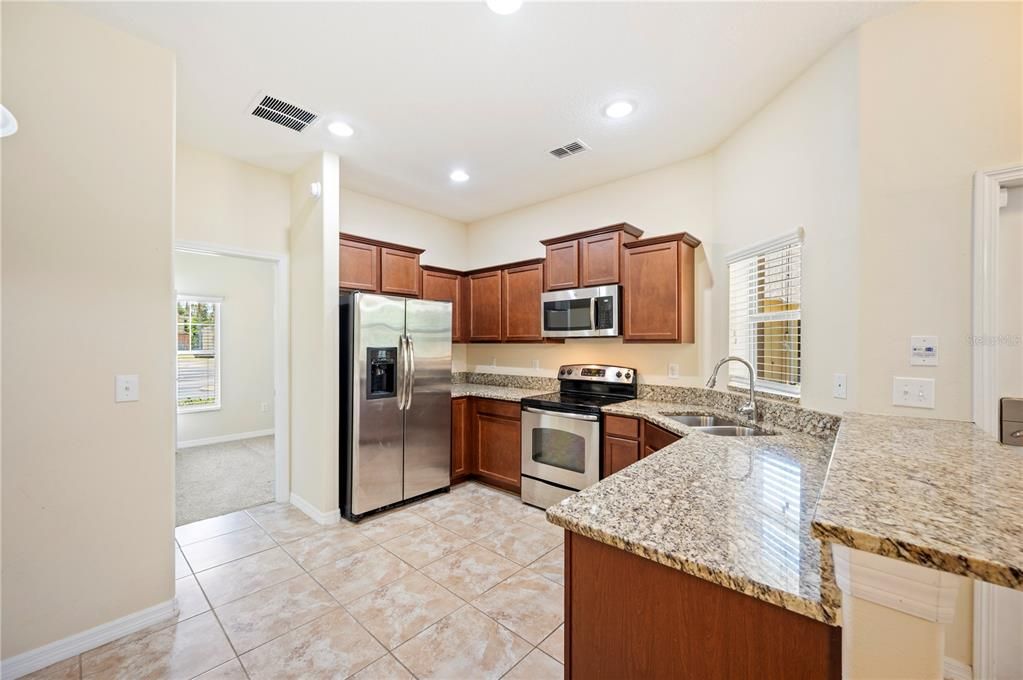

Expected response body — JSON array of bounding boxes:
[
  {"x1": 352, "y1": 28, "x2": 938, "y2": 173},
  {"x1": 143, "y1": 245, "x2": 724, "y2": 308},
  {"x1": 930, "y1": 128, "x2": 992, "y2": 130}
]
[
  {"x1": 290, "y1": 492, "x2": 341, "y2": 525},
  {"x1": 176, "y1": 429, "x2": 274, "y2": 449},
  {"x1": 1, "y1": 598, "x2": 177, "y2": 679},
  {"x1": 944, "y1": 657, "x2": 973, "y2": 680}
]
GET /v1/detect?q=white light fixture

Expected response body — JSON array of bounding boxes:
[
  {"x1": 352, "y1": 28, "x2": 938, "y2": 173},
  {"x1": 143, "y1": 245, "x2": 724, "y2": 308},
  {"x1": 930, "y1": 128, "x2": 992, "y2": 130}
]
[
  {"x1": 486, "y1": 0, "x2": 522, "y2": 15},
  {"x1": 450, "y1": 169, "x2": 470, "y2": 183},
  {"x1": 0, "y1": 105, "x2": 18, "y2": 137},
  {"x1": 327, "y1": 120, "x2": 354, "y2": 137},
  {"x1": 604, "y1": 100, "x2": 635, "y2": 119}
]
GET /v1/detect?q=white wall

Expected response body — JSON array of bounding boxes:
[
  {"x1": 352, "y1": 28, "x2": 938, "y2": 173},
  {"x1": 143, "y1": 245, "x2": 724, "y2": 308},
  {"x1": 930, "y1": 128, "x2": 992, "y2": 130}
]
[
  {"x1": 341, "y1": 187, "x2": 467, "y2": 270},
  {"x1": 463, "y1": 156, "x2": 716, "y2": 384},
  {"x1": 175, "y1": 252, "x2": 275, "y2": 444},
  {"x1": 176, "y1": 144, "x2": 291, "y2": 256},
  {"x1": 1, "y1": 2, "x2": 176, "y2": 660},
  {"x1": 713, "y1": 33, "x2": 860, "y2": 414}
]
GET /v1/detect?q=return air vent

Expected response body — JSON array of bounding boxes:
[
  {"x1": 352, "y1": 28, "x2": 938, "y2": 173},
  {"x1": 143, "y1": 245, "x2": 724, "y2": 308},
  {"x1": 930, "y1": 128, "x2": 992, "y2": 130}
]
[
  {"x1": 549, "y1": 139, "x2": 590, "y2": 159},
  {"x1": 250, "y1": 94, "x2": 319, "y2": 132}
]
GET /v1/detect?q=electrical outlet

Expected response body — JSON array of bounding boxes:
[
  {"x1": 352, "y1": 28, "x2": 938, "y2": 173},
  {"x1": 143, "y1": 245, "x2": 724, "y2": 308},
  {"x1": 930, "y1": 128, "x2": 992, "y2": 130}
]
[
  {"x1": 832, "y1": 373, "x2": 847, "y2": 399},
  {"x1": 667, "y1": 363, "x2": 680, "y2": 379},
  {"x1": 531, "y1": 359, "x2": 540, "y2": 370},
  {"x1": 115, "y1": 374, "x2": 139, "y2": 402},
  {"x1": 892, "y1": 377, "x2": 935, "y2": 409},
  {"x1": 260, "y1": 401, "x2": 269, "y2": 413}
]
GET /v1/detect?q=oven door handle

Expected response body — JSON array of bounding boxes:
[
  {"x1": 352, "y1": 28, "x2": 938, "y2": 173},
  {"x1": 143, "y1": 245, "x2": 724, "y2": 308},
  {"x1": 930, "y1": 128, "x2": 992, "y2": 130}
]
[{"x1": 522, "y1": 407, "x2": 599, "y2": 422}]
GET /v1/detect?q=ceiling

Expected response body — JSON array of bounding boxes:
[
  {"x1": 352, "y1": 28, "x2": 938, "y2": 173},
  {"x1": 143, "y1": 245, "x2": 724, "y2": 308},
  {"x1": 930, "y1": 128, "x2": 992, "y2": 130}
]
[{"x1": 73, "y1": 2, "x2": 897, "y2": 223}]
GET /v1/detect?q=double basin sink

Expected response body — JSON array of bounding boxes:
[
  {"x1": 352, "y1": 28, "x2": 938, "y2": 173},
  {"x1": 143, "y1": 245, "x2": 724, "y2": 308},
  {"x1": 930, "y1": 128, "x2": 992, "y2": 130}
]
[{"x1": 665, "y1": 414, "x2": 773, "y2": 437}]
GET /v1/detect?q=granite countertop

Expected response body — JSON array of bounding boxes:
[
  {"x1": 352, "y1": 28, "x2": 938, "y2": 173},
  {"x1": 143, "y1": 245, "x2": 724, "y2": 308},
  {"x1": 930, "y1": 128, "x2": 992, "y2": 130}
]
[
  {"x1": 812, "y1": 412, "x2": 1023, "y2": 590},
  {"x1": 546, "y1": 399, "x2": 841, "y2": 624},
  {"x1": 450, "y1": 383, "x2": 551, "y2": 402}
]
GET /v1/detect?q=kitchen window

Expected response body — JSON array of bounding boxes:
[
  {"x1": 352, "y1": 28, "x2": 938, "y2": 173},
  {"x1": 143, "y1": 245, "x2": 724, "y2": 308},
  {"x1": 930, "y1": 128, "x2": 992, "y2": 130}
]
[
  {"x1": 177, "y1": 296, "x2": 222, "y2": 412},
  {"x1": 727, "y1": 229, "x2": 802, "y2": 396}
]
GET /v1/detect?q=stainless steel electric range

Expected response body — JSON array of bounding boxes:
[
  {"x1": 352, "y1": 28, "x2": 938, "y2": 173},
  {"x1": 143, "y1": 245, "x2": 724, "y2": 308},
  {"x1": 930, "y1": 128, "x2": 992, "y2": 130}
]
[{"x1": 520, "y1": 364, "x2": 637, "y2": 508}]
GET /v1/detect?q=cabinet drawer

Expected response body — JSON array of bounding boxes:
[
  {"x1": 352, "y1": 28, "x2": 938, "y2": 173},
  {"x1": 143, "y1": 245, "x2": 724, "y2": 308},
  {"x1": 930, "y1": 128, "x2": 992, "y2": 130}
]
[
  {"x1": 643, "y1": 421, "x2": 681, "y2": 454},
  {"x1": 604, "y1": 414, "x2": 640, "y2": 439},
  {"x1": 475, "y1": 398, "x2": 521, "y2": 420}
]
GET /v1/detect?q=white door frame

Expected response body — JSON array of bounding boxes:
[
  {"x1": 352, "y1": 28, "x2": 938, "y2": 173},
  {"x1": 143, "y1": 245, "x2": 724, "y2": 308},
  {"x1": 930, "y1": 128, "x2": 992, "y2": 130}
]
[
  {"x1": 970, "y1": 163, "x2": 1023, "y2": 680},
  {"x1": 175, "y1": 240, "x2": 290, "y2": 503}
]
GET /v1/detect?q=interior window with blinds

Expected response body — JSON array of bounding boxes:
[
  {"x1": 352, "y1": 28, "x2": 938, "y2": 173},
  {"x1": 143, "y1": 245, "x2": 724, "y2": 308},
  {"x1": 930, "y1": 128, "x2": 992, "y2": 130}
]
[
  {"x1": 177, "y1": 297, "x2": 221, "y2": 411},
  {"x1": 727, "y1": 231, "x2": 802, "y2": 396}
]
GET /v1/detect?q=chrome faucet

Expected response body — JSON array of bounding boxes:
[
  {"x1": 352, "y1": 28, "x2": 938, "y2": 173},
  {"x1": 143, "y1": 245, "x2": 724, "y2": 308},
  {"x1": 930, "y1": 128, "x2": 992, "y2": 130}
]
[{"x1": 706, "y1": 356, "x2": 758, "y2": 424}]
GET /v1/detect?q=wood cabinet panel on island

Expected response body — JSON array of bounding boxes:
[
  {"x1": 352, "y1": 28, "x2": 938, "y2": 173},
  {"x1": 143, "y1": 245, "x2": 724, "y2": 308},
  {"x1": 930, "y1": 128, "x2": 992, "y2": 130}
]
[
  {"x1": 621, "y1": 232, "x2": 700, "y2": 343},
  {"x1": 601, "y1": 414, "x2": 680, "y2": 478}
]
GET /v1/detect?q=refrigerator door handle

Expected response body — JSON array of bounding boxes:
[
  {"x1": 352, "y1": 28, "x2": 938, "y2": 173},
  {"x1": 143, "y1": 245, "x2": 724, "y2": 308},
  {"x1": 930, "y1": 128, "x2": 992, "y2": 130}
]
[
  {"x1": 406, "y1": 335, "x2": 416, "y2": 410},
  {"x1": 397, "y1": 335, "x2": 408, "y2": 411}
]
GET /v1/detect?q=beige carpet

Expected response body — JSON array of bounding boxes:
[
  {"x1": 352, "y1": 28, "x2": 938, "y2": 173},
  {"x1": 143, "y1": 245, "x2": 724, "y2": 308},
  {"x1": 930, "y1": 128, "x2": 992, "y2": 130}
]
[{"x1": 175, "y1": 436, "x2": 274, "y2": 526}]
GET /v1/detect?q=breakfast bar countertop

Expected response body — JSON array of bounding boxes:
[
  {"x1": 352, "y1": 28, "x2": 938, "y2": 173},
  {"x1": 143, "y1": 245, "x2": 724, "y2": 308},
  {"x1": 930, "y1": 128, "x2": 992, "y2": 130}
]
[{"x1": 546, "y1": 399, "x2": 842, "y2": 624}]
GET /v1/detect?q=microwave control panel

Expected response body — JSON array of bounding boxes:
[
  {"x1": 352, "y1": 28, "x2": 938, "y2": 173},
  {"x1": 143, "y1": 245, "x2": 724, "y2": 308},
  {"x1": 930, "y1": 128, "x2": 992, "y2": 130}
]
[{"x1": 594, "y1": 296, "x2": 615, "y2": 330}]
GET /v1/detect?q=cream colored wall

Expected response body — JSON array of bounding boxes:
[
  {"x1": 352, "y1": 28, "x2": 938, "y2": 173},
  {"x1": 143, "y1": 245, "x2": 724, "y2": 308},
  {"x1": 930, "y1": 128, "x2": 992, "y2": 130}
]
[
  {"x1": 857, "y1": 0, "x2": 1022, "y2": 421},
  {"x1": 463, "y1": 157, "x2": 715, "y2": 384},
  {"x1": 176, "y1": 144, "x2": 291, "y2": 255},
  {"x1": 290, "y1": 154, "x2": 341, "y2": 513},
  {"x1": 713, "y1": 33, "x2": 860, "y2": 415},
  {"x1": 1, "y1": 2, "x2": 175, "y2": 659},
  {"x1": 341, "y1": 187, "x2": 468, "y2": 270},
  {"x1": 175, "y1": 252, "x2": 275, "y2": 444}
]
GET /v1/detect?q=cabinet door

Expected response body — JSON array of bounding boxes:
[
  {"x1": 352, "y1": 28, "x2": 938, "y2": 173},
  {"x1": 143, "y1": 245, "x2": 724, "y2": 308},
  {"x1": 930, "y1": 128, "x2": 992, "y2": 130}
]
[
  {"x1": 643, "y1": 421, "x2": 681, "y2": 455},
  {"x1": 622, "y1": 240, "x2": 681, "y2": 342},
  {"x1": 339, "y1": 238, "x2": 379, "y2": 292},
  {"x1": 451, "y1": 397, "x2": 471, "y2": 483},
  {"x1": 474, "y1": 409, "x2": 521, "y2": 492},
  {"x1": 544, "y1": 241, "x2": 580, "y2": 291},
  {"x1": 380, "y1": 247, "x2": 421, "y2": 297},
  {"x1": 422, "y1": 269, "x2": 466, "y2": 342},
  {"x1": 469, "y1": 270, "x2": 503, "y2": 342},
  {"x1": 580, "y1": 232, "x2": 622, "y2": 287},
  {"x1": 603, "y1": 435, "x2": 640, "y2": 477},
  {"x1": 503, "y1": 262, "x2": 544, "y2": 342}
]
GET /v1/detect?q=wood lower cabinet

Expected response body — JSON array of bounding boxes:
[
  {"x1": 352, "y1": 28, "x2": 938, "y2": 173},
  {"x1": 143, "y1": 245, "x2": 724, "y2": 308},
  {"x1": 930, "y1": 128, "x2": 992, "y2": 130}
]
[
  {"x1": 621, "y1": 232, "x2": 700, "y2": 343},
  {"x1": 565, "y1": 532, "x2": 841, "y2": 679},
  {"x1": 338, "y1": 237, "x2": 379, "y2": 292},
  {"x1": 380, "y1": 247, "x2": 421, "y2": 297},
  {"x1": 502, "y1": 262, "x2": 544, "y2": 342},
  {"x1": 602, "y1": 415, "x2": 681, "y2": 478},
  {"x1": 422, "y1": 267, "x2": 468, "y2": 343},
  {"x1": 468, "y1": 270, "x2": 503, "y2": 341},
  {"x1": 472, "y1": 398, "x2": 521, "y2": 493},
  {"x1": 643, "y1": 420, "x2": 680, "y2": 456},
  {"x1": 544, "y1": 240, "x2": 580, "y2": 291},
  {"x1": 451, "y1": 397, "x2": 471, "y2": 483}
]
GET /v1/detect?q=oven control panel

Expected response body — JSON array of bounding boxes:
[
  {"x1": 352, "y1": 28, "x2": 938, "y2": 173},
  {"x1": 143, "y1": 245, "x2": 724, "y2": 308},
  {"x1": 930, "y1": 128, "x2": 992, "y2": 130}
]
[{"x1": 557, "y1": 364, "x2": 636, "y2": 384}]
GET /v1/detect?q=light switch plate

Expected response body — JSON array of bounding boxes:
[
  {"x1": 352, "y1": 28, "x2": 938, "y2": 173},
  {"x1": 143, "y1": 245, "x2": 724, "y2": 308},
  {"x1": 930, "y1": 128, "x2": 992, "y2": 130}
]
[
  {"x1": 668, "y1": 363, "x2": 680, "y2": 379},
  {"x1": 910, "y1": 336, "x2": 939, "y2": 366},
  {"x1": 115, "y1": 374, "x2": 139, "y2": 402},
  {"x1": 833, "y1": 373, "x2": 847, "y2": 399},
  {"x1": 892, "y1": 377, "x2": 935, "y2": 409}
]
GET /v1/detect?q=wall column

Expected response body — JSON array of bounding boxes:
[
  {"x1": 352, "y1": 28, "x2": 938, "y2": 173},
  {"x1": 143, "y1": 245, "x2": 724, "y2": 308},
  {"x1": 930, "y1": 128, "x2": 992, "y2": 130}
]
[{"x1": 833, "y1": 546, "x2": 963, "y2": 679}]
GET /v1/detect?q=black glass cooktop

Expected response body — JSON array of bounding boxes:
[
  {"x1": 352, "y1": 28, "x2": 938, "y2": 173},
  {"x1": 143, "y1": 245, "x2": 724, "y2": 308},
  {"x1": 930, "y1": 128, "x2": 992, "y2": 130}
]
[{"x1": 521, "y1": 391, "x2": 635, "y2": 416}]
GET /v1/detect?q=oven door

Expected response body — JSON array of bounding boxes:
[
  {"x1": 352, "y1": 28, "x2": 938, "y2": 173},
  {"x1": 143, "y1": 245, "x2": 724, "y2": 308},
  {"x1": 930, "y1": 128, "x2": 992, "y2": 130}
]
[{"x1": 520, "y1": 406, "x2": 600, "y2": 490}]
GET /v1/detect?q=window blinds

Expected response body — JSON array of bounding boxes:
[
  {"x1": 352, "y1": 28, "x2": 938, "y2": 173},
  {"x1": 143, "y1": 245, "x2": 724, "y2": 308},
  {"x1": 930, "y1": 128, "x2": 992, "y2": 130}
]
[
  {"x1": 177, "y1": 296, "x2": 222, "y2": 410},
  {"x1": 727, "y1": 229, "x2": 802, "y2": 395}
]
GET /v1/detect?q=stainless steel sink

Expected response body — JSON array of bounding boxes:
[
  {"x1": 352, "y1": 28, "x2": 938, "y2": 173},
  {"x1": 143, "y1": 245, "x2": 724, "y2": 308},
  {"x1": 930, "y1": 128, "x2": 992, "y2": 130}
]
[
  {"x1": 693, "y1": 425, "x2": 774, "y2": 437},
  {"x1": 665, "y1": 414, "x2": 740, "y2": 427}
]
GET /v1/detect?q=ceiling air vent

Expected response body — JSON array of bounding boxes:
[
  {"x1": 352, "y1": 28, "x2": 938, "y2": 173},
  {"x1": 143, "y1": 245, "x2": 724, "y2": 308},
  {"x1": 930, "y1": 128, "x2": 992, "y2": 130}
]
[
  {"x1": 250, "y1": 94, "x2": 319, "y2": 132},
  {"x1": 549, "y1": 139, "x2": 590, "y2": 159}
]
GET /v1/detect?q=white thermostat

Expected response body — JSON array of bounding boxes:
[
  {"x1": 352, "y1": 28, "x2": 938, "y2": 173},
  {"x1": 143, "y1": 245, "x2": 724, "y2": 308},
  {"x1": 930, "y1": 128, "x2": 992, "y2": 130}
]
[{"x1": 910, "y1": 336, "x2": 938, "y2": 366}]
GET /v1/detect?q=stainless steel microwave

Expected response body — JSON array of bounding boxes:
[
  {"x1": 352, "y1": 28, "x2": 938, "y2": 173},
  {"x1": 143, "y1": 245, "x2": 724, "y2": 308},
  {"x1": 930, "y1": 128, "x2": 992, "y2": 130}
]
[{"x1": 541, "y1": 285, "x2": 620, "y2": 338}]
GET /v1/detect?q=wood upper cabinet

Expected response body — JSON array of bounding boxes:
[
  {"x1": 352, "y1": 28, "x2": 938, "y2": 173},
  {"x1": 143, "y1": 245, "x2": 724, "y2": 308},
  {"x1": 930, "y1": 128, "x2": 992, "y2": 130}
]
[
  {"x1": 542, "y1": 223, "x2": 642, "y2": 291},
  {"x1": 451, "y1": 397, "x2": 471, "y2": 483},
  {"x1": 339, "y1": 234, "x2": 424, "y2": 297},
  {"x1": 472, "y1": 398, "x2": 521, "y2": 493},
  {"x1": 422, "y1": 267, "x2": 468, "y2": 343},
  {"x1": 338, "y1": 237, "x2": 379, "y2": 292},
  {"x1": 622, "y1": 232, "x2": 700, "y2": 343},
  {"x1": 380, "y1": 247, "x2": 421, "y2": 297},
  {"x1": 468, "y1": 270, "x2": 504, "y2": 342},
  {"x1": 544, "y1": 241, "x2": 579, "y2": 291},
  {"x1": 503, "y1": 262, "x2": 544, "y2": 342}
]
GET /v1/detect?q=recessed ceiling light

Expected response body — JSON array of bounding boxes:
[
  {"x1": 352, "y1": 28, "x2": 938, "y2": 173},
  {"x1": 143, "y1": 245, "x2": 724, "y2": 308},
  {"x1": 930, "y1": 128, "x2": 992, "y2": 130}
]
[
  {"x1": 327, "y1": 120, "x2": 354, "y2": 137},
  {"x1": 486, "y1": 0, "x2": 522, "y2": 15},
  {"x1": 450, "y1": 169, "x2": 470, "y2": 183},
  {"x1": 604, "y1": 100, "x2": 635, "y2": 119},
  {"x1": 0, "y1": 104, "x2": 18, "y2": 138}
]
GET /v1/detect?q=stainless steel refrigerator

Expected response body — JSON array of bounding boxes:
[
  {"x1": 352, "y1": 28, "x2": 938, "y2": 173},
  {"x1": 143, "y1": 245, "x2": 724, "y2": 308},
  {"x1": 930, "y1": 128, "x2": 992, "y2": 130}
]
[{"x1": 339, "y1": 292, "x2": 452, "y2": 520}]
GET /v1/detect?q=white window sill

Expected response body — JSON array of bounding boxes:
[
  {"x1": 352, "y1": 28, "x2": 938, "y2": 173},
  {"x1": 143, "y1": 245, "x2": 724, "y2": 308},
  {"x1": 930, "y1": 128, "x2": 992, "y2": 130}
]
[{"x1": 178, "y1": 404, "x2": 221, "y2": 414}]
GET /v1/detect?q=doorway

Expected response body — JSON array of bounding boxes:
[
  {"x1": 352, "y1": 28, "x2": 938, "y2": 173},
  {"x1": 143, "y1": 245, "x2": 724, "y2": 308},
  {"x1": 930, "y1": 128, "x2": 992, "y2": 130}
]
[{"x1": 173, "y1": 242, "x2": 290, "y2": 526}]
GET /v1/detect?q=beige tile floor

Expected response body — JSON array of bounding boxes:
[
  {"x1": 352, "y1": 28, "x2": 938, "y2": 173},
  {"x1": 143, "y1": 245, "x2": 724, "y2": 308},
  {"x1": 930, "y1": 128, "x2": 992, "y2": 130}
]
[{"x1": 27, "y1": 482, "x2": 565, "y2": 680}]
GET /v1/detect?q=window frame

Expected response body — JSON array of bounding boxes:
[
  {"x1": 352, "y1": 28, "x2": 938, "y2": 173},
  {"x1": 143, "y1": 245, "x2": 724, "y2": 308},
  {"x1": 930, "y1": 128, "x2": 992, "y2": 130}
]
[
  {"x1": 176, "y1": 294, "x2": 223, "y2": 414},
  {"x1": 726, "y1": 229, "x2": 803, "y2": 398}
]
